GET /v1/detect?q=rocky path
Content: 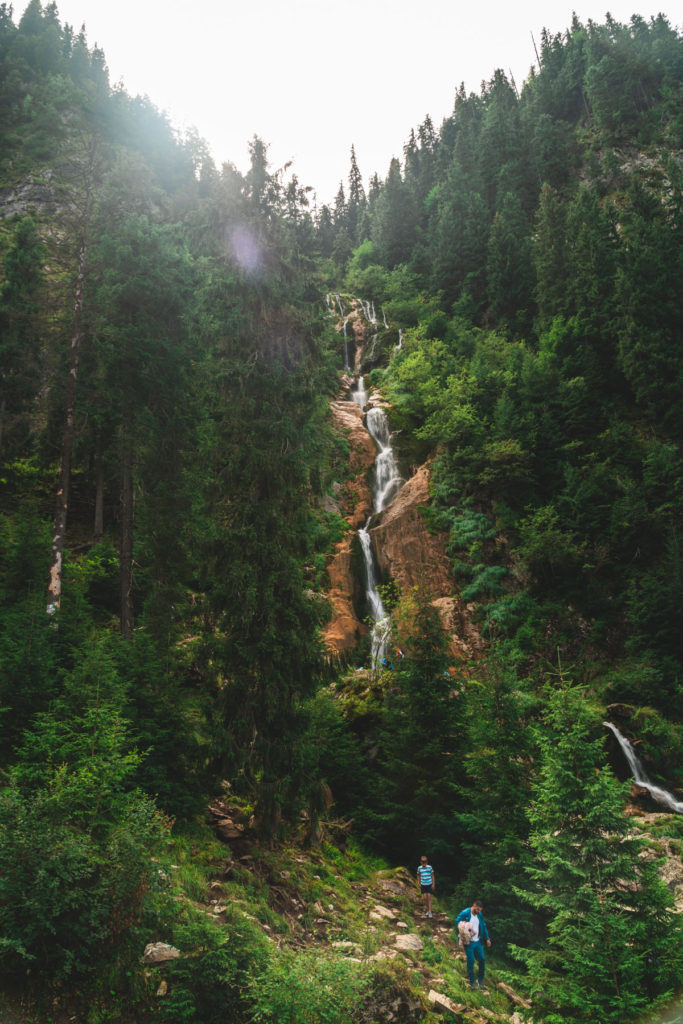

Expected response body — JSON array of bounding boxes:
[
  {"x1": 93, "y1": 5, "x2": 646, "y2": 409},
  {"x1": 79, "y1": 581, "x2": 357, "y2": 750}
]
[{"x1": 206, "y1": 797, "x2": 532, "y2": 1024}]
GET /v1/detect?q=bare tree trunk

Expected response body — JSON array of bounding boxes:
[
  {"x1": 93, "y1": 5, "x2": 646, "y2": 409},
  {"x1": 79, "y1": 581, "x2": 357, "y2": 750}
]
[
  {"x1": 0, "y1": 396, "x2": 5, "y2": 465},
  {"x1": 120, "y1": 428, "x2": 134, "y2": 639},
  {"x1": 47, "y1": 238, "x2": 87, "y2": 616},
  {"x1": 93, "y1": 443, "x2": 104, "y2": 542}
]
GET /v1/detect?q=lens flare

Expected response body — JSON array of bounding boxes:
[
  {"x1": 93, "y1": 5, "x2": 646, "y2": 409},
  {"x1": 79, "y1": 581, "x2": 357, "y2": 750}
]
[{"x1": 228, "y1": 224, "x2": 263, "y2": 275}]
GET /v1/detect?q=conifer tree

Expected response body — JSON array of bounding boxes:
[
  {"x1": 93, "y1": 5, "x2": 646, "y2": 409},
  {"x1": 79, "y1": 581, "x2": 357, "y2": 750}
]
[
  {"x1": 512, "y1": 677, "x2": 681, "y2": 1023},
  {"x1": 533, "y1": 183, "x2": 569, "y2": 331},
  {"x1": 0, "y1": 215, "x2": 45, "y2": 463},
  {"x1": 347, "y1": 144, "x2": 365, "y2": 243}
]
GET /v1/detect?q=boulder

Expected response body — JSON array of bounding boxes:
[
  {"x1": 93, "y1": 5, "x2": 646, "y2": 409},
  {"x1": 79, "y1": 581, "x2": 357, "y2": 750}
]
[
  {"x1": 215, "y1": 819, "x2": 244, "y2": 840},
  {"x1": 428, "y1": 990, "x2": 467, "y2": 1017},
  {"x1": 394, "y1": 933, "x2": 423, "y2": 952},
  {"x1": 142, "y1": 942, "x2": 180, "y2": 965},
  {"x1": 371, "y1": 904, "x2": 397, "y2": 921}
]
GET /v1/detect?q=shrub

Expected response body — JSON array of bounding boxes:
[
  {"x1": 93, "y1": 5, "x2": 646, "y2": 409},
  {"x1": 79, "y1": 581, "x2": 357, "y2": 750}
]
[{"x1": 249, "y1": 948, "x2": 370, "y2": 1024}]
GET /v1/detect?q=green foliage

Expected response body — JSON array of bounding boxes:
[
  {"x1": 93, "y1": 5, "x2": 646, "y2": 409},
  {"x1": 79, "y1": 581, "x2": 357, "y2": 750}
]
[
  {"x1": 454, "y1": 662, "x2": 539, "y2": 952},
  {"x1": 160, "y1": 909, "x2": 269, "y2": 1024},
  {"x1": 248, "y1": 948, "x2": 370, "y2": 1024},
  {"x1": 0, "y1": 641, "x2": 170, "y2": 982}
]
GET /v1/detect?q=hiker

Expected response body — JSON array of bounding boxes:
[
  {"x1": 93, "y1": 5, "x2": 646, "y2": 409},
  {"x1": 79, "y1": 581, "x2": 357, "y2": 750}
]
[
  {"x1": 455, "y1": 899, "x2": 491, "y2": 991},
  {"x1": 416, "y1": 854, "x2": 435, "y2": 918}
]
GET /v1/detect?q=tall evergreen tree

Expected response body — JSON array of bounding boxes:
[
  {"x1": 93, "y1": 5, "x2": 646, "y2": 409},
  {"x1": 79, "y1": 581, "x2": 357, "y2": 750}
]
[
  {"x1": 0, "y1": 215, "x2": 45, "y2": 463},
  {"x1": 512, "y1": 678, "x2": 681, "y2": 1023}
]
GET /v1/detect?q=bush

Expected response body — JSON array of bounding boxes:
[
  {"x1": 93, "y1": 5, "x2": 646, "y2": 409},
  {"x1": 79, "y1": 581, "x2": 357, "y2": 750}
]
[
  {"x1": 160, "y1": 908, "x2": 269, "y2": 1024},
  {"x1": 249, "y1": 948, "x2": 370, "y2": 1024}
]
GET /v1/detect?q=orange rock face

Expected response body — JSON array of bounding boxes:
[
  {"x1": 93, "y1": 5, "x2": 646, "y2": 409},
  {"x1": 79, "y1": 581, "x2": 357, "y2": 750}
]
[
  {"x1": 370, "y1": 462, "x2": 482, "y2": 659},
  {"x1": 322, "y1": 394, "x2": 376, "y2": 655}
]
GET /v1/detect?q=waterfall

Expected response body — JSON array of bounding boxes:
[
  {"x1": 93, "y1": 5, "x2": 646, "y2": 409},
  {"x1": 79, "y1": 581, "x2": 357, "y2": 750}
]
[
  {"x1": 359, "y1": 298, "x2": 377, "y2": 326},
  {"x1": 342, "y1": 316, "x2": 350, "y2": 370},
  {"x1": 382, "y1": 307, "x2": 389, "y2": 329},
  {"x1": 396, "y1": 328, "x2": 403, "y2": 351},
  {"x1": 604, "y1": 722, "x2": 683, "y2": 813},
  {"x1": 359, "y1": 526, "x2": 390, "y2": 666},
  {"x1": 351, "y1": 375, "x2": 367, "y2": 410},
  {"x1": 357, "y1": 403, "x2": 404, "y2": 670},
  {"x1": 366, "y1": 407, "x2": 403, "y2": 513}
]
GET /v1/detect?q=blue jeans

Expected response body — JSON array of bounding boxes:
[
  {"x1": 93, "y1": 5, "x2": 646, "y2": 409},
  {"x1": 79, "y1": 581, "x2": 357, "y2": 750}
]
[{"x1": 465, "y1": 939, "x2": 485, "y2": 984}]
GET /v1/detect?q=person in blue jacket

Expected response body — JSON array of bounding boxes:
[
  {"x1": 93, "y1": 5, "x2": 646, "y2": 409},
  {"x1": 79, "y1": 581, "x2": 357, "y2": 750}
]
[{"x1": 455, "y1": 899, "x2": 491, "y2": 991}]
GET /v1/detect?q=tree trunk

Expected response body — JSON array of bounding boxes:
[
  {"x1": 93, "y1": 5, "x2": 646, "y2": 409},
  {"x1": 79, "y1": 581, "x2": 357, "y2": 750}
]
[
  {"x1": 93, "y1": 444, "x2": 104, "y2": 542},
  {"x1": 0, "y1": 396, "x2": 5, "y2": 465},
  {"x1": 120, "y1": 427, "x2": 134, "y2": 639},
  {"x1": 47, "y1": 238, "x2": 87, "y2": 616}
]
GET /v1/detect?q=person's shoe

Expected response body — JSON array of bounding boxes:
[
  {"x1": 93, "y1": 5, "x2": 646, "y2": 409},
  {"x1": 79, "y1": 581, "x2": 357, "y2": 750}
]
[
  {"x1": 478, "y1": 982, "x2": 488, "y2": 993},
  {"x1": 427, "y1": 911, "x2": 433, "y2": 918},
  {"x1": 468, "y1": 982, "x2": 477, "y2": 990}
]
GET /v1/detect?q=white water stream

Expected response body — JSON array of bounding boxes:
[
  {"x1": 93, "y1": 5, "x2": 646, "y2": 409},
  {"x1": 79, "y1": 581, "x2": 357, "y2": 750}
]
[
  {"x1": 604, "y1": 721, "x2": 683, "y2": 813},
  {"x1": 358, "y1": 403, "x2": 403, "y2": 670},
  {"x1": 332, "y1": 296, "x2": 405, "y2": 670},
  {"x1": 351, "y1": 375, "x2": 367, "y2": 410}
]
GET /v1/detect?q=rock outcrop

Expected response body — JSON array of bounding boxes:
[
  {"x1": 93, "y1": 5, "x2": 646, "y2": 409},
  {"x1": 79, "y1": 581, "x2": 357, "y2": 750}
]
[
  {"x1": 370, "y1": 461, "x2": 482, "y2": 659},
  {"x1": 141, "y1": 942, "x2": 180, "y2": 965},
  {"x1": 323, "y1": 391, "x2": 376, "y2": 655}
]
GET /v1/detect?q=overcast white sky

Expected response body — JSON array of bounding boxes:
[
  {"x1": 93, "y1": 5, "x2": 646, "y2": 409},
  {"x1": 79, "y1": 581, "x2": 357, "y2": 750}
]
[{"x1": 16, "y1": 0, "x2": 680, "y2": 204}]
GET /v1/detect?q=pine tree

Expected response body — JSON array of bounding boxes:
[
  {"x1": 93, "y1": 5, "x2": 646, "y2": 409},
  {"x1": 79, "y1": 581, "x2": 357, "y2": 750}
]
[
  {"x1": 347, "y1": 144, "x2": 366, "y2": 243},
  {"x1": 0, "y1": 214, "x2": 45, "y2": 463},
  {"x1": 533, "y1": 183, "x2": 569, "y2": 331},
  {"x1": 369, "y1": 586, "x2": 461, "y2": 869},
  {"x1": 512, "y1": 676, "x2": 681, "y2": 1023}
]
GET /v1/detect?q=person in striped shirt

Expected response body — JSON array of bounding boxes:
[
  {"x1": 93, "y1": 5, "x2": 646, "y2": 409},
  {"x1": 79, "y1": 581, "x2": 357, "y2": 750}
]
[{"x1": 416, "y1": 855, "x2": 435, "y2": 918}]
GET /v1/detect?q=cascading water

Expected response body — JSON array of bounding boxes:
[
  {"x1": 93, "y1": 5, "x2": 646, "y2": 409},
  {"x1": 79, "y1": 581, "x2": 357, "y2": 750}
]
[
  {"x1": 396, "y1": 328, "x2": 403, "y2": 351},
  {"x1": 358, "y1": 403, "x2": 404, "y2": 670},
  {"x1": 604, "y1": 721, "x2": 683, "y2": 813},
  {"x1": 366, "y1": 407, "x2": 402, "y2": 513},
  {"x1": 351, "y1": 375, "x2": 367, "y2": 410},
  {"x1": 359, "y1": 298, "x2": 377, "y2": 326}
]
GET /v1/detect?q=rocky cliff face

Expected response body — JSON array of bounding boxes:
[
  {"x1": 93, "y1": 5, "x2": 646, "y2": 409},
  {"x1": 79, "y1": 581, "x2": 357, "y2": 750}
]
[
  {"x1": 369, "y1": 460, "x2": 481, "y2": 660},
  {"x1": 322, "y1": 385, "x2": 376, "y2": 655}
]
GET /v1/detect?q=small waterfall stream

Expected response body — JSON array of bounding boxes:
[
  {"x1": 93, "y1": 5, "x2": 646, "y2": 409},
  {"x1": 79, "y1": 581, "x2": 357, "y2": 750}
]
[
  {"x1": 351, "y1": 375, "x2": 367, "y2": 410},
  {"x1": 604, "y1": 722, "x2": 683, "y2": 813},
  {"x1": 358, "y1": 403, "x2": 403, "y2": 670}
]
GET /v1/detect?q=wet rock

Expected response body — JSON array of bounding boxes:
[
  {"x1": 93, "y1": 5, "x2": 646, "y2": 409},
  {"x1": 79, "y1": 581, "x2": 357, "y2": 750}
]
[
  {"x1": 370, "y1": 462, "x2": 482, "y2": 659},
  {"x1": 323, "y1": 395, "x2": 376, "y2": 654}
]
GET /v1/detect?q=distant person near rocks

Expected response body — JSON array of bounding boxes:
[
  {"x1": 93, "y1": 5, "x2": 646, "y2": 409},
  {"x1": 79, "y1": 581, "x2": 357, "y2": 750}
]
[
  {"x1": 416, "y1": 855, "x2": 435, "y2": 918},
  {"x1": 455, "y1": 899, "x2": 491, "y2": 991}
]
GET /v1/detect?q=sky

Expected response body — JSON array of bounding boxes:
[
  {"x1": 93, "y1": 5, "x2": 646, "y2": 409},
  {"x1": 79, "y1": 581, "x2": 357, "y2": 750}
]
[{"x1": 17, "y1": 0, "x2": 680, "y2": 205}]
